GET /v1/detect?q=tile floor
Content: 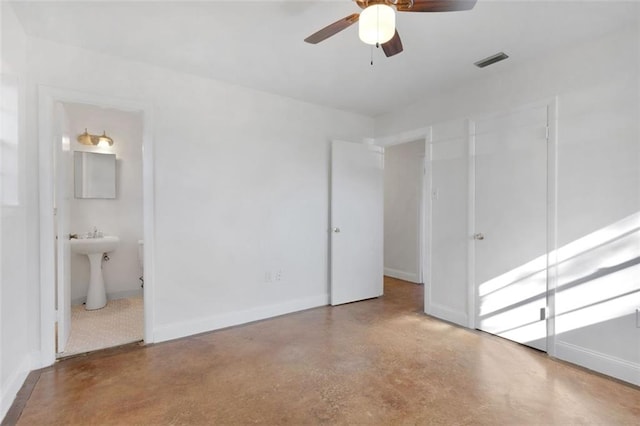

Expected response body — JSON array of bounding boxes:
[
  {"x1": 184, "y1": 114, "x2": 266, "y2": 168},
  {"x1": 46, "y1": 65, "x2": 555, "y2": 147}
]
[{"x1": 61, "y1": 296, "x2": 143, "y2": 357}]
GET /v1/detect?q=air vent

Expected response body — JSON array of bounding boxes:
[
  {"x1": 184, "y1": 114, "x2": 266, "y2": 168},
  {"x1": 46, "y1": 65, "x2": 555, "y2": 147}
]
[{"x1": 474, "y1": 52, "x2": 509, "y2": 68}]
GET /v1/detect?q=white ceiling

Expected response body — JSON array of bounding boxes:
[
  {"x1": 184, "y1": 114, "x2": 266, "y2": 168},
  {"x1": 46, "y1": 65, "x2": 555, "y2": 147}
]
[{"x1": 10, "y1": 0, "x2": 640, "y2": 116}]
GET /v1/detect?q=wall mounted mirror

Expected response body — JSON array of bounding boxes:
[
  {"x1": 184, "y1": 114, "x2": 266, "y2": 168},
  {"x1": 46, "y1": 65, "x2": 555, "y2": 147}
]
[{"x1": 74, "y1": 151, "x2": 116, "y2": 199}]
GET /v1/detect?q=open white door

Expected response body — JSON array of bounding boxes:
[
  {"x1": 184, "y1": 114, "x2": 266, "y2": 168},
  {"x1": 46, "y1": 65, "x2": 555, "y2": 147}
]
[
  {"x1": 55, "y1": 103, "x2": 71, "y2": 354},
  {"x1": 330, "y1": 140, "x2": 384, "y2": 305}
]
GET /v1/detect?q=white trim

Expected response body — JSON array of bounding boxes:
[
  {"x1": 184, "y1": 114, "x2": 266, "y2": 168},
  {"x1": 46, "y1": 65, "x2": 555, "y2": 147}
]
[
  {"x1": 423, "y1": 282, "x2": 432, "y2": 315},
  {"x1": 466, "y1": 119, "x2": 476, "y2": 330},
  {"x1": 555, "y1": 341, "x2": 640, "y2": 386},
  {"x1": 141, "y1": 105, "x2": 156, "y2": 344},
  {"x1": 417, "y1": 134, "x2": 430, "y2": 284},
  {"x1": 37, "y1": 86, "x2": 155, "y2": 368},
  {"x1": 384, "y1": 267, "x2": 420, "y2": 283},
  {"x1": 428, "y1": 303, "x2": 469, "y2": 327},
  {"x1": 38, "y1": 89, "x2": 56, "y2": 368},
  {"x1": 0, "y1": 356, "x2": 30, "y2": 421},
  {"x1": 546, "y1": 97, "x2": 559, "y2": 357},
  {"x1": 154, "y1": 294, "x2": 329, "y2": 343},
  {"x1": 422, "y1": 130, "x2": 433, "y2": 304}
]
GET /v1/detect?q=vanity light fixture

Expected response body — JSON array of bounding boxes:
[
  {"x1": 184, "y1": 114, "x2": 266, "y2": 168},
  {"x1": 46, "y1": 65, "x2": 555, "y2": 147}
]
[
  {"x1": 77, "y1": 129, "x2": 94, "y2": 145},
  {"x1": 97, "y1": 131, "x2": 114, "y2": 146},
  {"x1": 77, "y1": 129, "x2": 114, "y2": 146}
]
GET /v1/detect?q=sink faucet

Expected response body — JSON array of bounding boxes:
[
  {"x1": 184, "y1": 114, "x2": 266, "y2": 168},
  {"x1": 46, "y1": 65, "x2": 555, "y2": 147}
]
[{"x1": 86, "y1": 227, "x2": 104, "y2": 239}]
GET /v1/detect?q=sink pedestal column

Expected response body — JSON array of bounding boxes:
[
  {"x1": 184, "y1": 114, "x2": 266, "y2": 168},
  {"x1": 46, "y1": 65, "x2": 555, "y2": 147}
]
[{"x1": 86, "y1": 252, "x2": 107, "y2": 310}]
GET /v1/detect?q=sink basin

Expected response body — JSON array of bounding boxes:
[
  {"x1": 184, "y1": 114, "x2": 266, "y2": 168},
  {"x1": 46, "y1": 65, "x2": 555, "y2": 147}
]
[
  {"x1": 70, "y1": 236, "x2": 119, "y2": 310},
  {"x1": 70, "y1": 236, "x2": 119, "y2": 255}
]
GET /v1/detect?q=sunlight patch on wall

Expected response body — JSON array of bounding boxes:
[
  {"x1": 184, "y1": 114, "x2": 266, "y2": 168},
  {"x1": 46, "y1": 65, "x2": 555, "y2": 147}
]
[{"x1": 477, "y1": 211, "x2": 640, "y2": 345}]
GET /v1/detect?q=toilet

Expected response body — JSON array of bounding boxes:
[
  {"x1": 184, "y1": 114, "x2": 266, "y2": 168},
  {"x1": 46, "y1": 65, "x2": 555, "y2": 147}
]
[{"x1": 138, "y1": 240, "x2": 144, "y2": 285}]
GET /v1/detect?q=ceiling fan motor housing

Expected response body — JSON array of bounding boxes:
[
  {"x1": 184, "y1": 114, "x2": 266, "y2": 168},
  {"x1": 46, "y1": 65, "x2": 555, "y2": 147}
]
[{"x1": 356, "y1": 0, "x2": 414, "y2": 10}]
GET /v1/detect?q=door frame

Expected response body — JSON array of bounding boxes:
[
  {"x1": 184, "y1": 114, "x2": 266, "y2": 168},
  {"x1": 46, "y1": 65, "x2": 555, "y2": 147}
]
[
  {"x1": 37, "y1": 86, "x2": 155, "y2": 367},
  {"x1": 54, "y1": 102, "x2": 72, "y2": 353},
  {"x1": 467, "y1": 97, "x2": 558, "y2": 356},
  {"x1": 375, "y1": 127, "x2": 431, "y2": 300}
]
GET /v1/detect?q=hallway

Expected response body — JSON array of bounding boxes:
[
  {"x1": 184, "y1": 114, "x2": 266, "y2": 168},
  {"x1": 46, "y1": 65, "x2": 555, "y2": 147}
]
[{"x1": 9, "y1": 278, "x2": 640, "y2": 425}]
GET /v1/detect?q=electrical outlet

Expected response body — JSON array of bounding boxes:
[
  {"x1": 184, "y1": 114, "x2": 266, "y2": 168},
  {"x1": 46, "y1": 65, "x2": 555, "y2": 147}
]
[{"x1": 275, "y1": 270, "x2": 283, "y2": 281}]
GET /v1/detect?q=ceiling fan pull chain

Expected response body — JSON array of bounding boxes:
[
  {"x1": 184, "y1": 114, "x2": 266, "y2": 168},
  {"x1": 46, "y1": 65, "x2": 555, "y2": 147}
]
[{"x1": 370, "y1": 45, "x2": 374, "y2": 66}]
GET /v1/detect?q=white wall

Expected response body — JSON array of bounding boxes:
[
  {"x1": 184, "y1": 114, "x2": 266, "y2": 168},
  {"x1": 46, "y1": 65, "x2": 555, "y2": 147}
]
[
  {"x1": 383, "y1": 140, "x2": 424, "y2": 283},
  {"x1": 376, "y1": 24, "x2": 640, "y2": 384},
  {"x1": 63, "y1": 103, "x2": 143, "y2": 303},
  {"x1": 24, "y1": 36, "x2": 373, "y2": 346},
  {"x1": 0, "y1": 2, "x2": 32, "y2": 420}
]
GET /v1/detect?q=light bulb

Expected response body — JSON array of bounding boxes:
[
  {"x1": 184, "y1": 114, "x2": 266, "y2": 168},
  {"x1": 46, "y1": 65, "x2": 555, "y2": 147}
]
[{"x1": 358, "y1": 4, "x2": 395, "y2": 45}]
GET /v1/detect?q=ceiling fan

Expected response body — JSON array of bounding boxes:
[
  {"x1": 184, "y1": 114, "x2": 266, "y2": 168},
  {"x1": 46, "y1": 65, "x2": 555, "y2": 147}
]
[{"x1": 304, "y1": 0, "x2": 477, "y2": 57}]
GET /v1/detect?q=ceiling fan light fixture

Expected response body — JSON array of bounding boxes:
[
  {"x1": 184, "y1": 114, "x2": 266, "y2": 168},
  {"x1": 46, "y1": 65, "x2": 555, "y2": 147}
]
[{"x1": 358, "y1": 4, "x2": 396, "y2": 45}]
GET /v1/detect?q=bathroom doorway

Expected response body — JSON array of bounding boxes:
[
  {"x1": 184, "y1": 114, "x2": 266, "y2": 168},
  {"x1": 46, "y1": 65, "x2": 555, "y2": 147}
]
[
  {"x1": 55, "y1": 102, "x2": 145, "y2": 357},
  {"x1": 39, "y1": 88, "x2": 154, "y2": 365}
]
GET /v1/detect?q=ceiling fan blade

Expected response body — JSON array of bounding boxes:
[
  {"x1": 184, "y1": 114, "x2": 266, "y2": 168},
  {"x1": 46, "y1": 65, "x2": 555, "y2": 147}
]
[
  {"x1": 397, "y1": 0, "x2": 477, "y2": 13},
  {"x1": 382, "y1": 30, "x2": 403, "y2": 57},
  {"x1": 304, "y1": 13, "x2": 360, "y2": 44}
]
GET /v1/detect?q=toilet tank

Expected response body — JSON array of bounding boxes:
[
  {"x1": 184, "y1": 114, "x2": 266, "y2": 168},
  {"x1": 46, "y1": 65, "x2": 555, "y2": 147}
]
[{"x1": 138, "y1": 240, "x2": 144, "y2": 271}]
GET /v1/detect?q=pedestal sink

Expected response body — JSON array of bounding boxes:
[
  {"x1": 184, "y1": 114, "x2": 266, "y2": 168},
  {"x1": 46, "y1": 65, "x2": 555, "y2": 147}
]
[{"x1": 70, "y1": 236, "x2": 119, "y2": 310}]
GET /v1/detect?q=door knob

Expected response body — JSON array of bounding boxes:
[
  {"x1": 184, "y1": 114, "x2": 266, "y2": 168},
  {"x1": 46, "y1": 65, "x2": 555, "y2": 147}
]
[
  {"x1": 473, "y1": 233, "x2": 485, "y2": 240},
  {"x1": 333, "y1": 227, "x2": 341, "y2": 233}
]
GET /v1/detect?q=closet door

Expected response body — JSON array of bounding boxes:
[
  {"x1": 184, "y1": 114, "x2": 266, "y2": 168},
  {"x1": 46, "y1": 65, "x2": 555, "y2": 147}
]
[{"x1": 473, "y1": 105, "x2": 549, "y2": 351}]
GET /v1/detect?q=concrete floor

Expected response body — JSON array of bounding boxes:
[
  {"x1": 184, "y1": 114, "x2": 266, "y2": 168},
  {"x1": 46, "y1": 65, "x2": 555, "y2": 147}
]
[{"x1": 11, "y1": 277, "x2": 640, "y2": 425}]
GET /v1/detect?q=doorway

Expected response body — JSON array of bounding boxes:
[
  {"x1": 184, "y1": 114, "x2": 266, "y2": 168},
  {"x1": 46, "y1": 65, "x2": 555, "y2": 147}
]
[
  {"x1": 471, "y1": 104, "x2": 551, "y2": 351},
  {"x1": 38, "y1": 87, "x2": 155, "y2": 367},
  {"x1": 383, "y1": 139, "x2": 426, "y2": 289},
  {"x1": 55, "y1": 102, "x2": 145, "y2": 357},
  {"x1": 329, "y1": 138, "x2": 427, "y2": 307}
]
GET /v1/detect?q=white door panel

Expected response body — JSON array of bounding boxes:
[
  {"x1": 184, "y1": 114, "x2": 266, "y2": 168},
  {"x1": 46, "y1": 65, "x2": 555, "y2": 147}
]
[
  {"x1": 474, "y1": 106, "x2": 548, "y2": 351},
  {"x1": 55, "y1": 103, "x2": 71, "y2": 354},
  {"x1": 331, "y1": 140, "x2": 383, "y2": 305}
]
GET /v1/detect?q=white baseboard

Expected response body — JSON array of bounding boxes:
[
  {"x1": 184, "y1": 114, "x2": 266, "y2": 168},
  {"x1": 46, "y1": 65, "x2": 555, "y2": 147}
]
[
  {"x1": 29, "y1": 351, "x2": 47, "y2": 370},
  {"x1": 1, "y1": 356, "x2": 31, "y2": 422},
  {"x1": 556, "y1": 341, "x2": 640, "y2": 386},
  {"x1": 426, "y1": 302, "x2": 468, "y2": 327},
  {"x1": 153, "y1": 294, "x2": 329, "y2": 343},
  {"x1": 72, "y1": 288, "x2": 143, "y2": 306},
  {"x1": 384, "y1": 267, "x2": 420, "y2": 283}
]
